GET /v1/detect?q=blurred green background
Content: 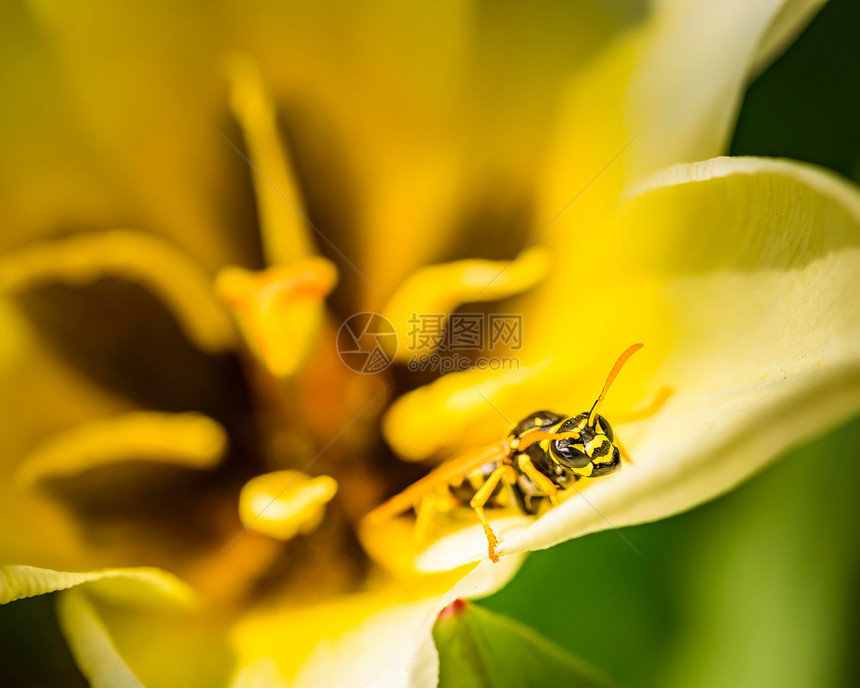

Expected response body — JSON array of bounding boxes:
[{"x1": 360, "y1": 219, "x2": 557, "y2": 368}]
[{"x1": 481, "y1": 4, "x2": 860, "y2": 685}]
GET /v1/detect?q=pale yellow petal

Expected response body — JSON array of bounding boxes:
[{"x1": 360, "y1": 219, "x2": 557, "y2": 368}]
[
  {"x1": 414, "y1": 517, "x2": 533, "y2": 573},
  {"x1": 233, "y1": 592, "x2": 408, "y2": 685},
  {"x1": 16, "y1": 412, "x2": 227, "y2": 487},
  {"x1": 227, "y1": 558, "x2": 521, "y2": 685},
  {"x1": 57, "y1": 588, "x2": 146, "y2": 688},
  {"x1": 502, "y1": 157, "x2": 860, "y2": 556},
  {"x1": 238, "y1": 470, "x2": 338, "y2": 541},
  {"x1": 293, "y1": 558, "x2": 523, "y2": 688},
  {"x1": 537, "y1": 0, "x2": 823, "y2": 232},
  {"x1": 0, "y1": 229, "x2": 235, "y2": 353},
  {"x1": 382, "y1": 248, "x2": 550, "y2": 360},
  {"x1": 751, "y1": 0, "x2": 827, "y2": 75},
  {"x1": 625, "y1": 0, "x2": 823, "y2": 181}
]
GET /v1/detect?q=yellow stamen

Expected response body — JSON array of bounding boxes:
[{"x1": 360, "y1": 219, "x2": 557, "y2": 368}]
[
  {"x1": 0, "y1": 230, "x2": 236, "y2": 353},
  {"x1": 16, "y1": 412, "x2": 227, "y2": 487},
  {"x1": 382, "y1": 247, "x2": 550, "y2": 360},
  {"x1": 238, "y1": 471, "x2": 338, "y2": 541},
  {"x1": 216, "y1": 258, "x2": 338, "y2": 378},
  {"x1": 227, "y1": 55, "x2": 315, "y2": 266},
  {"x1": 383, "y1": 360, "x2": 552, "y2": 460}
]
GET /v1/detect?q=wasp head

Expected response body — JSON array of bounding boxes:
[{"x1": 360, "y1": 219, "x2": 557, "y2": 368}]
[{"x1": 549, "y1": 413, "x2": 620, "y2": 478}]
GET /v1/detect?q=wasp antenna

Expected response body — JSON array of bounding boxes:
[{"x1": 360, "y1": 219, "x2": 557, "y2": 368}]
[{"x1": 588, "y1": 343, "x2": 643, "y2": 426}]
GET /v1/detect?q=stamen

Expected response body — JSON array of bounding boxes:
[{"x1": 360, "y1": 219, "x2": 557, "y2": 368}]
[
  {"x1": 17, "y1": 412, "x2": 227, "y2": 487},
  {"x1": 238, "y1": 471, "x2": 338, "y2": 541},
  {"x1": 0, "y1": 230, "x2": 236, "y2": 353},
  {"x1": 381, "y1": 247, "x2": 550, "y2": 360},
  {"x1": 227, "y1": 56, "x2": 315, "y2": 266},
  {"x1": 216, "y1": 258, "x2": 337, "y2": 377}
]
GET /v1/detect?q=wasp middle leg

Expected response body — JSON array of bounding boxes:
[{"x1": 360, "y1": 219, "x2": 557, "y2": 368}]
[{"x1": 470, "y1": 464, "x2": 518, "y2": 562}]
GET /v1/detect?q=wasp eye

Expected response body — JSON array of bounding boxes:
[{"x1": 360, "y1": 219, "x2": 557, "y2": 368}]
[
  {"x1": 591, "y1": 414, "x2": 615, "y2": 441},
  {"x1": 551, "y1": 438, "x2": 591, "y2": 468}
]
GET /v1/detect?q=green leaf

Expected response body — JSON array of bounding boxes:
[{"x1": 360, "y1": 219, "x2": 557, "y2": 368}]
[{"x1": 433, "y1": 600, "x2": 615, "y2": 688}]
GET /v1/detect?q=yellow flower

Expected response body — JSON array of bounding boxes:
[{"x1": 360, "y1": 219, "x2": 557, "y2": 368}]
[{"x1": 2, "y1": 1, "x2": 858, "y2": 686}]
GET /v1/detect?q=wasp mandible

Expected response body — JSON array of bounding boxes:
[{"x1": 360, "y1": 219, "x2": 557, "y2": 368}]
[{"x1": 365, "y1": 343, "x2": 670, "y2": 562}]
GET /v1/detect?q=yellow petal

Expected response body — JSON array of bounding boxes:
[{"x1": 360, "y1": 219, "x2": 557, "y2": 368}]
[
  {"x1": 216, "y1": 257, "x2": 338, "y2": 377},
  {"x1": 382, "y1": 248, "x2": 550, "y2": 360},
  {"x1": 57, "y1": 589, "x2": 146, "y2": 688},
  {"x1": 238, "y1": 470, "x2": 338, "y2": 541},
  {"x1": 227, "y1": 55, "x2": 315, "y2": 266},
  {"x1": 3, "y1": 564, "x2": 236, "y2": 688},
  {"x1": 0, "y1": 297, "x2": 121, "y2": 568},
  {"x1": 16, "y1": 411, "x2": 227, "y2": 487},
  {"x1": 357, "y1": 515, "x2": 425, "y2": 579},
  {"x1": 0, "y1": 564, "x2": 192, "y2": 606},
  {"x1": 24, "y1": 2, "x2": 246, "y2": 271},
  {"x1": 86, "y1": 593, "x2": 235, "y2": 688},
  {"x1": 0, "y1": 229, "x2": 235, "y2": 353},
  {"x1": 48, "y1": 568, "x2": 223, "y2": 688}
]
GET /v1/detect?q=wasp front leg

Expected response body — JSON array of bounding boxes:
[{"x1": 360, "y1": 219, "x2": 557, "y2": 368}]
[
  {"x1": 517, "y1": 455, "x2": 560, "y2": 507},
  {"x1": 469, "y1": 465, "x2": 517, "y2": 563}
]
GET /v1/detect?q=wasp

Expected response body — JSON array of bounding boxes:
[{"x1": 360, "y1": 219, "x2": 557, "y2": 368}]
[{"x1": 365, "y1": 343, "x2": 670, "y2": 562}]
